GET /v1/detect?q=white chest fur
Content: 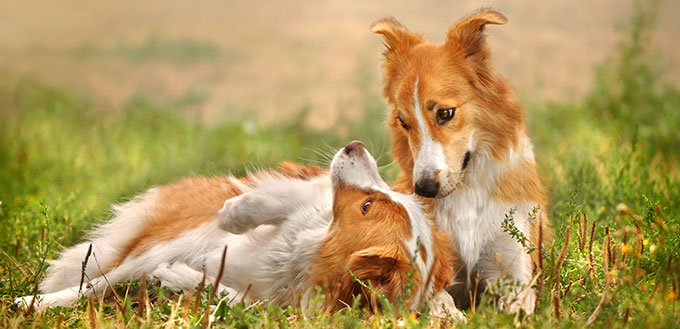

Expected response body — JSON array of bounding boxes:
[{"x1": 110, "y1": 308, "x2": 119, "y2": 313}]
[{"x1": 435, "y1": 139, "x2": 537, "y2": 277}]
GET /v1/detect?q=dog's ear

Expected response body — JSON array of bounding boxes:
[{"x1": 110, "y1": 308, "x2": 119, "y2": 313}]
[
  {"x1": 371, "y1": 17, "x2": 423, "y2": 55},
  {"x1": 445, "y1": 8, "x2": 506, "y2": 65},
  {"x1": 346, "y1": 247, "x2": 410, "y2": 303}
]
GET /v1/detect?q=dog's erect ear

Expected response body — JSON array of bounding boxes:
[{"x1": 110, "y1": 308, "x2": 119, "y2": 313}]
[
  {"x1": 347, "y1": 247, "x2": 409, "y2": 301},
  {"x1": 445, "y1": 8, "x2": 506, "y2": 64},
  {"x1": 371, "y1": 17, "x2": 424, "y2": 55}
]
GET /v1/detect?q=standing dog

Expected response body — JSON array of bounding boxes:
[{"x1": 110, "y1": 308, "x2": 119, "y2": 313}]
[
  {"x1": 371, "y1": 9, "x2": 552, "y2": 313},
  {"x1": 17, "y1": 141, "x2": 461, "y2": 318}
]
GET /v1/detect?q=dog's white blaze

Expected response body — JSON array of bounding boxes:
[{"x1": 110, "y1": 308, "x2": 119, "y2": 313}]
[{"x1": 411, "y1": 78, "x2": 447, "y2": 184}]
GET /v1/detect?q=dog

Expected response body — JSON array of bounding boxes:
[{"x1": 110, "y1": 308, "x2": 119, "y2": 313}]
[
  {"x1": 16, "y1": 141, "x2": 462, "y2": 319},
  {"x1": 370, "y1": 9, "x2": 552, "y2": 313}
]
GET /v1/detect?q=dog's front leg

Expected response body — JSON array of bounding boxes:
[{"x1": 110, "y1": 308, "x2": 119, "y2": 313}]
[
  {"x1": 477, "y1": 236, "x2": 536, "y2": 314},
  {"x1": 428, "y1": 290, "x2": 466, "y2": 321}
]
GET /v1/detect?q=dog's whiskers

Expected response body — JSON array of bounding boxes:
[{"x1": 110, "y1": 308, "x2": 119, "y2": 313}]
[
  {"x1": 378, "y1": 159, "x2": 397, "y2": 169},
  {"x1": 304, "y1": 147, "x2": 334, "y2": 162},
  {"x1": 297, "y1": 157, "x2": 330, "y2": 166}
]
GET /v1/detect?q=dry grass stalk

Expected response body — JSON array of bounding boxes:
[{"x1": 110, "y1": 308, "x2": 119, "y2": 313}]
[
  {"x1": 633, "y1": 219, "x2": 644, "y2": 255},
  {"x1": 164, "y1": 294, "x2": 182, "y2": 329},
  {"x1": 87, "y1": 294, "x2": 97, "y2": 329},
  {"x1": 553, "y1": 225, "x2": 571, "y2": 320},
  {"x1": 91, "y1": 252, "x2": 123, "y2": 306},
  {"x1": 193, "y1": 271, "x2": 206, "y2": 314},
  {"x1": 111, "y1": 286, "x2": 125, "y2": 316},
  {"x1": 78, "y1": 243, "x2": 93, "y2": 295},
  {"x1": 573, "y1": 294, "x2": 587, "y2": 304},
  {"x1": 204, "y1": 245, "x2": 228, "y2": 328},
  {"x1": 538, "y1": 216, "x2": 544, "y2": 272},
  {"x1": 137, "y1": 274, "x2": 148, "y2": 320},
  {"x1": 24, "y1": 275, "x2": 40, "y2": 316},
  {"x1": 586, "y1": 226, "x2": 612, "y2": 325},
  {"x1": 55, "y1": 314, "x2": 63, "y2": 328},
  {"x1": 182, "y1": 292, "x2": 192, "y2": 323},
  {"x1": 536, "y1": 216, "x2": 544, "y2": 311},
  {"x1": 588, "y1": 220, "x2": 599, "y2": 289},
  {"x1": 580, "y1": 213, "x2": 588, "y2": 252},
  {"x1": 553, "y1": 295, "x2": 561, "y2": 321},
  {"x1": 562, "y1": 280, "x2": 575, "y2": 299},
  {"x1": 241, "y1": 282, "x2": 253, "y2": 304}
]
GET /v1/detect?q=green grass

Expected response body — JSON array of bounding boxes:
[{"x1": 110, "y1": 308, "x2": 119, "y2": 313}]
[
  {"x1": 70, "y1": 35, "x2": 228, "y2": 64},
  {"x1": 1, "y1": 1, "x2": 679, "y2": 327}
]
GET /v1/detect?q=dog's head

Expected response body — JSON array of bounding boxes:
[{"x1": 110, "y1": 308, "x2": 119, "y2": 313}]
[
  {"x1": 371, "y1": 9, "x2": 524, "y2": 198},
  {"x1": 312, "y1": 141, "x2": 454, "y2": 310}
]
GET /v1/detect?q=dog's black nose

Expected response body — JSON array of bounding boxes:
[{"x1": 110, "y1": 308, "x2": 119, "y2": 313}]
[
  {"x1": 414, "y1": 179, "x2": 440, "y2": 198},
  {"x1": 344, "y1": 140, "x2": 364, "y2": 154}
]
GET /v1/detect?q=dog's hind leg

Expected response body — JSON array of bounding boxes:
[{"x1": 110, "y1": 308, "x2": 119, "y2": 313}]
[{"x1": 150, "y1": 262, "x2": 245, "y2": 303}]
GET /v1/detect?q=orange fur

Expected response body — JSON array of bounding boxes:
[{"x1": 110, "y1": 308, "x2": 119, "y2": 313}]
[
  {"x1": 311, "y1": 182, "x2": 414, "y2": 308},
  {"x1": 311, "y1": 182, "x2": 455, "y2": 309},
  {"x1": 493, "y1": 160, "x2": 553, "y2": 266},
  {"x1": 373, "y1": 9, "x2": 552, "y2": 273},
  {"x1": 120, "y1": 176, "x2": 241, "y2": 262},
  {"x1": 493, "y1": 160, "x2": 546, "y2": 205}
]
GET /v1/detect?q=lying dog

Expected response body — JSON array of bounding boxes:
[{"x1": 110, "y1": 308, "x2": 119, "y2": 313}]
[
  {"x1": 371, "y1": 9, "x2": 552, "y2": 313},
  {"x1": 17, "y1": 141, "x2": 461, "y2": 318}
]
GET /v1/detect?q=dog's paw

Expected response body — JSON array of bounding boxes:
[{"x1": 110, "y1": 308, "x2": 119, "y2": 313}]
[
  {"x1": 428, "y1": 290, "x2": 466, "y2": 322},
  {"x1": 502, "y1": 288, "x2": 536, "y2": 315},
  {"x1": 150, "y1": 262, "x2": 203, "y2": 293},
  {"x1": 15, "y1": 295, "x2": 37, "y2": 310},
  {"x1": 217, "y1": 195, "x2": 255, "y2": 234},
  {"x1": 14, "y1": 293, "x2": 69, "y2": 312}
]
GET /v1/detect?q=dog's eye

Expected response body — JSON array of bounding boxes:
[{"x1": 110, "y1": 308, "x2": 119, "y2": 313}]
[
  {"x1": 397, "y1": 116, "x2": 409, "y2": 130},
  {"x1": 361, "y1": 199, "x2": 373, "y2": 214},
  {"x1": 436, "y1": 107, "x2": 456, "y2": 125}
]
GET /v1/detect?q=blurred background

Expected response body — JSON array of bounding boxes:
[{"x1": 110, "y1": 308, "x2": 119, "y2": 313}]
[{"x1": 2, "y1": 0, "x2": 679, "y2": 128}]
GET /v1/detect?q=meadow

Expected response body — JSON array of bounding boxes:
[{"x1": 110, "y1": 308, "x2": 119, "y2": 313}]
[{"x1": 1, "y1": 2, "x2": 679, "y2": 328}]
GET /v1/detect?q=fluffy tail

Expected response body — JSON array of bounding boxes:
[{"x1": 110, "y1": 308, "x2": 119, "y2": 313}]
[{"x1": 39, "y1": 188, "x2": 160, "y2": 293}]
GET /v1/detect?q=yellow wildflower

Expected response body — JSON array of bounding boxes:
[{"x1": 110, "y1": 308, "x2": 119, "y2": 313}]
[{"x1": 622, "y1": 244, "x2": 631, "y2": 255}]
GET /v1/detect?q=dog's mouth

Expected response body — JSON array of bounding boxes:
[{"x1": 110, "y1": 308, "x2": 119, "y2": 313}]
[
  {"x1": 438, "y1": 151, "x2": 473, "y2": 198},
  {"x1": 330, "y1": 140, "x2": 387, "y2": 191},
  {"x1": 437, "y1": 176, "x2": 461, "y2": 198}
]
